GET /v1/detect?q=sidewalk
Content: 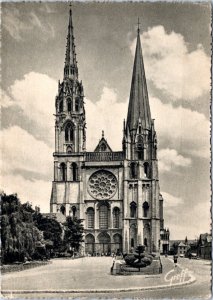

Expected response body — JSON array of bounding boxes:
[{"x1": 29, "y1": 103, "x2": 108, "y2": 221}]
[{"x1": 1, "y1": 256, "x2": 196, "y2": 294}]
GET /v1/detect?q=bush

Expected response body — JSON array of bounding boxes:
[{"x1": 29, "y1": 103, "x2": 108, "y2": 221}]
[
  {"x1": 124, "y1": 245, "x2": 153, "y2": 268},
  {"x1": 124, "y1": 254, "x2": 136, "y2": 265}
]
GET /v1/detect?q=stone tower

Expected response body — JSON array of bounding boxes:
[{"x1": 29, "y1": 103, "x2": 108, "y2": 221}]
[
  {"x1": 50, "y1": 8, "x2": 165, "y2": 254},
  {"x1": 122, "y1": 26, "x2": 161, "y2": 252},
  {"x1": 50, "y1": 8, "x2": 86, "y2": 218}
]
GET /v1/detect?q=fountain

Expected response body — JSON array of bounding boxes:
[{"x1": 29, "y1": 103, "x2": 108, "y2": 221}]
[{"x1": 112, "y1": 245, "x2": 162, "y2": 275}]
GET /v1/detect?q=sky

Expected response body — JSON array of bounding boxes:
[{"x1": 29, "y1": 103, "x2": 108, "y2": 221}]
[{"x1": 1, "y1": 1, "x2": 211, "y2": 240}]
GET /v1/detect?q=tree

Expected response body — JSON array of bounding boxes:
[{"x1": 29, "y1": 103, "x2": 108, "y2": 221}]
[
  {"x1": 33, "y1": 213, "x2": 63, "y2": 254},
  {"x1": 64, "y1": 216, "x2": 84, "y2": 253},
  {"x1": 169, "y1": 242, "x2": 179, "y2": 255},
  {"x1": 1, "y1": 193, "x2": 45, "y2": 263}
]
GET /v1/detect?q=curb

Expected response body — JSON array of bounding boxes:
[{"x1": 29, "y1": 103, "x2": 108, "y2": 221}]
[{"x1": 1, "y1": 275, "x2": 196, "y2": 294}]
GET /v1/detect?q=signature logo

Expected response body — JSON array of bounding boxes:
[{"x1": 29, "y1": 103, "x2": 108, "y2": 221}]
[{"x1": 164, "y1": 268, "x2": 191, "y2": 286}]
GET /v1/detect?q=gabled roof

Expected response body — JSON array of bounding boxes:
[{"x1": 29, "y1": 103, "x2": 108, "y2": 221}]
[
  {"x1": 178, "y1": 242, "x2": 186, "y2": 247},
  {"x1": 94, "y1": 132, "x2": 112, "y2": 152}
]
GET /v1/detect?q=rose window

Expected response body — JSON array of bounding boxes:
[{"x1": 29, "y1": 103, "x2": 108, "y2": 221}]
[{"x1": 88, "y1": 170, "x2": 117, "y2": 199}]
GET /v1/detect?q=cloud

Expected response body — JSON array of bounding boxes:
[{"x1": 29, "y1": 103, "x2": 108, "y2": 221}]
[
  {"x1": 150, "y1": 96, "x2": 210, "y2": 159},
  {"x1": 130, "y1": 25, "x2": 210, "y2": 100},
  {"x1": 7, "y1": 72, "x2": 57, "y2": 144},
  {"x1": 0, "y1": 125, "x2": 53, "y2": 212},
  {"x1": 163, "y1": 191, "x2": 210, "y2": 239},
  {"x1": 85, "y1": 87, "x2": 128, "y2": 151},
  {"x1": 1, "y1": 126, "x2": 52, "y2": 179},
  {"x1": 3, "y1": 7, "x2": 55, "y2": 41},
  {"x1": 190, "y1": 201, "x2": 211, "y2": 236},
  {"x1": 158, "y1": 148, "x2": 191, "y2": 172},
  {"x1": 162, "y1": 191, "x2": 184, "y2": 208},
  {"x1": 1, "y1": 173, "x2": 50, "y2": 213},
  {"x1": 1, "y1": 90, "x2": 14, "y2": 108}
]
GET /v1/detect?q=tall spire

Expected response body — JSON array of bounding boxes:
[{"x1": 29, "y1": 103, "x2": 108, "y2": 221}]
[
  {"x1": 126, "y1": 21, "x2": 151, "y2": 135},
  {"x1": 64, "y1": 6, "x2": 78, "y2": 78}
]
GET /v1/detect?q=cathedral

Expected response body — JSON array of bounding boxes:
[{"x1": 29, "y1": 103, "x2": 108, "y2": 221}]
[{"x1": 50, "y1": 8, "x2": 167, "y2": 255}]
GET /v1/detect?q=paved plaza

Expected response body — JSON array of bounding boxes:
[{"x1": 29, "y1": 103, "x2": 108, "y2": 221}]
[{"x1": 1, "y1": 256, "x2": 211, "y2": 299}]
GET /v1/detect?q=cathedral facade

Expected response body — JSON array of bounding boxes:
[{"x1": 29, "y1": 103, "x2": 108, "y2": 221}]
[{"x1": 50, "y1": 8, "x2": 165, "y2": 255}]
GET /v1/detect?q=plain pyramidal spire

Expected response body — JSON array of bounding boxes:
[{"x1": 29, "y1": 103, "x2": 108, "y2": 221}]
[
  {"x1": 64, "y1": 6, "x2": 78, "y2": 78},
  {"x1": 126, "y1": 20, "x2": 151, "y2": 134}
]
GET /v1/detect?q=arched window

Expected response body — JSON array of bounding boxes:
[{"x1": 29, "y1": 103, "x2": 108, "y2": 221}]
[
  {"x1": 143, "y1": 201, "x2": 149, "y2": 217},
  {"x1": 144, "y1": 162, "x2": 149, "y2": 177},
  {"x1": 130, "y1": 162, "x2": 138, "y2": 179},
  {"x1": 85, "y1": 234, "x2": 95, "y2": 244},
  {"x1": 72, "y1": 162, "x2": 78, "y2": 181},
  {"x1": 98, "y1": 232, "x2": 110, "y2": 243},
  {"x1": 138, "y1": 148, "x2": 144, "y2": 160},
  {"x1": 130, "y1": 223, "x2": 137, "y2": 249},
  {"x1": 113, "y1": 207, "x2": 120, "y2": 228},
  {"x1": 67, "y1": 146, "x2": 72, "y2": 153},
  {"x1": 85, "y1": 234, "x2": 95, "y2": 255},
  {"x1": 59, "y1": 100, "x2": 63, "y2": 112},
  {"x1": 71, "y1": 206, "x2": 77, "y2": 217},
  {"x1": 87, "y1": 208, "x2": 94, "y2": 229},
  {"x1": 100, "y1": 144, "x2": 106, "y2": 151},
  {"x1": 130, "y1": 202, "x2": 137, "y2": 218},
  {"x1": 65, "y1": 123, "x2": 74, "y2": 142},
  {"x1": 113, "y1": 234, "x2": 122, "y2": 244},
  {"x1": 60, "y1": 205, "x2": 66, "y2": 215},
  {"x1": 137, "y1": 135, "x2": 144, "y2": 160},
  {"x1": 60, "y1": 163, "x2": 66, "y2": 181},
  {"x1": 99, "y1": 205, "x2": 108, "y2": 229},
  {"x1": 144, "y1": 238, "x2": 148, "y2": 247},
  {"x1": 67, "y1": 98, "x2": 72, "y2": 112},
  {"x1": 75, "y1": 98, "x2": 79, "y2": 112}
]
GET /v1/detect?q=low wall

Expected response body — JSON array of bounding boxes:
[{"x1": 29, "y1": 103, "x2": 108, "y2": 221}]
[{"x1": 113, "y1": 257, "x2": 162, "y2": 275}]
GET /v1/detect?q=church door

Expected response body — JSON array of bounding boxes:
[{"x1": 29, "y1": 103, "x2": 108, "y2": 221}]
[
  {"x1": 97, "y1": 232, "x2": 111, "y2": 255},
  {"x1": 85, "y1": 234, "x2": 95, "y2": 255}
]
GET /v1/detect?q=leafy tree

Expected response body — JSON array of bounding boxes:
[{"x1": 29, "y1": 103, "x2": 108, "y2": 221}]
[
  {"x1": 169, "y1": 242, "x2": 179, "y2": 255},
  {"x1": 1, "y1": 193, "x2": 45, "y2": 264},
  {"x1": 33, "y1": 213, "x2": 63, "y2": 253},
  {"x1": 64, "y1": 216, "x2": 84, "y2": 252}
]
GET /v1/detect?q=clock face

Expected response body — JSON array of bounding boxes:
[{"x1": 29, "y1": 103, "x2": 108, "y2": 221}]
[{"x1": 88, "y1": 170, "x2": 117, "y2": 200}]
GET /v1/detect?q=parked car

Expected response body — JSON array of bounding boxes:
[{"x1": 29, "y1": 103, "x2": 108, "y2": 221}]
[
  {"x1": 191, "y1": 253, "x2": 198, "y2": 259},
  {"x1": 179, "y1": 254, "x2": 184, "y2": 258}
]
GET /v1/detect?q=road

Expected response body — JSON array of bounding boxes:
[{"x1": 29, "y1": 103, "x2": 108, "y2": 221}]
[
  {"x1": 1, "y1": 256, "x2": 211, "y2": 299},
  {"x1": 77, "y1": 257, "x2": 211, "y2": 300}
]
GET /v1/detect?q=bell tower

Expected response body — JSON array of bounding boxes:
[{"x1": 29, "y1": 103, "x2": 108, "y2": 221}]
[
  {"x1": 50, "y1": 7, "x2": 86, "y2": 217},
  {"x1": 122, "y1": 23, "x2": 161, "y2": 253},
  {"x1": 55, "y1": 8, "x2": 86, "y2": 154}
]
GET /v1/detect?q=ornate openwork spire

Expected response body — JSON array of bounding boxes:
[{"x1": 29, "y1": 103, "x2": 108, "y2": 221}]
[
  {"x1": 126, "y1": 21, "x2": 151, "y2": 135},
  {"x1": 64, "y1": 6, "x2": 78, "y2": 78}
]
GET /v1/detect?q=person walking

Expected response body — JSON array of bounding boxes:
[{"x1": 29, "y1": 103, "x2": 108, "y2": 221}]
[
  {"x1": 173, "y1": 255, "x2": 178, "y2": 267},
  {"x1": 110, "y1": 254, "x2": 116, "y2": 274}
]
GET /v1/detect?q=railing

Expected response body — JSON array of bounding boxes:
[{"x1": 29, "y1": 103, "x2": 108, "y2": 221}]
[{"x1": 85, "y1": 151, "x2": 124, "y2": 162}]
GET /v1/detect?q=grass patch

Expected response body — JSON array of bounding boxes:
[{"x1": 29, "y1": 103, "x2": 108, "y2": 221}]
[{"x1": 1, "y1": 260, "x2": 51, "y2": 274}]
